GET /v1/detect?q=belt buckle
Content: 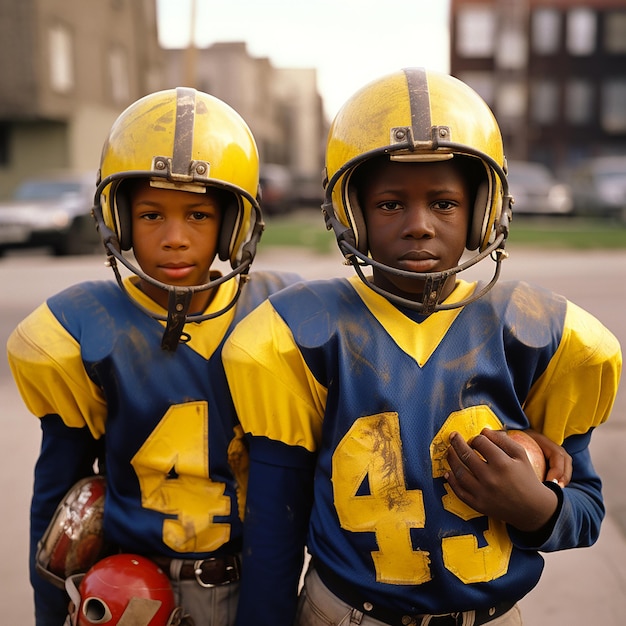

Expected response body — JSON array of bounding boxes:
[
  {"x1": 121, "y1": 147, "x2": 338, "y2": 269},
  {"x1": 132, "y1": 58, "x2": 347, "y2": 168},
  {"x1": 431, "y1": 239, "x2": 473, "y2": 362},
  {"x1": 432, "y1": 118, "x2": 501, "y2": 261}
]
[{"x1": 193, "y1": 557, "x2": 239, "y2": 588}]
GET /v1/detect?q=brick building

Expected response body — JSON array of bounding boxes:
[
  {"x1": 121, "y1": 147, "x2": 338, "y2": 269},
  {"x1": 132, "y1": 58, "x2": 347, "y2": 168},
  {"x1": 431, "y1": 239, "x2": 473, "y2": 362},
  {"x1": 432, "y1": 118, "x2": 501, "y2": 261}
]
[
  {"x1": 164, "y1": 42, "x2": 326, "y2": 187},
  {"x1": 450, "y1": 0, "x2": 626, "y2": 172},
  {"x1": 0, "y1": 0, "x2": 163, "y2": 197}
]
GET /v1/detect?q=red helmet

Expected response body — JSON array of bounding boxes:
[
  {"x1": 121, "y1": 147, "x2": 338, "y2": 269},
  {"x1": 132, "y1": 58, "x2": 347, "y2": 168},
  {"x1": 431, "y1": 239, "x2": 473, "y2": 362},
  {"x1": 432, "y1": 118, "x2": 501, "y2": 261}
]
[
  {"x1": 36, "y1": 476, "x2": 111, "y2": 588},
  {"x1": 65, "y1": 554, "x2": 183, "y2": 626}
]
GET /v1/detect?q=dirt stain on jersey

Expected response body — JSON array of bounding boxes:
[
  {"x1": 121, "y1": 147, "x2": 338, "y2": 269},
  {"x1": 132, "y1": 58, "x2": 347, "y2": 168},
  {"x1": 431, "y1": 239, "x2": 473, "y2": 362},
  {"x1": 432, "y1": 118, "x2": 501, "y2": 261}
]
[{"x1": 366, "y1": 414, "x2": 413, "y2": 511}]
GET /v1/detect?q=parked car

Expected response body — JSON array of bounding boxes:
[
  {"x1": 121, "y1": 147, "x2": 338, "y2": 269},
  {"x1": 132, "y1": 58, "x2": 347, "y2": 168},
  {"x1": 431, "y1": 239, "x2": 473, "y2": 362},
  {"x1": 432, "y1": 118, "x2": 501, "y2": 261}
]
[
  {"x1": 259, "y1": 164, "x2": 294, "y2": 215},
  {"x1": 567, "y1": 156, "x2": 626, "y2": 219},
  {"x1": 506, "y1": 160, "x2": 574, "y2": 216},
  {"x1": 291, "y1": 173, "x2": 324, "y2": 209},
  {"x1": 0, "y1": 171, "x2": 99, "y2": 256}
]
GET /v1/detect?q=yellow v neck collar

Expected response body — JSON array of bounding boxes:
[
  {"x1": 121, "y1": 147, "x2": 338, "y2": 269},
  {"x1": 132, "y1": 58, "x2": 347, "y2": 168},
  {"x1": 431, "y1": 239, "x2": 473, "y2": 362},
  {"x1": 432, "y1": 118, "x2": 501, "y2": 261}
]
[
  {"x1": 124, "y1": 275, "x2": 237, "y2": 359},
  {"x1": 348, "y1": 275, "x2": 476, "y2": 367}
]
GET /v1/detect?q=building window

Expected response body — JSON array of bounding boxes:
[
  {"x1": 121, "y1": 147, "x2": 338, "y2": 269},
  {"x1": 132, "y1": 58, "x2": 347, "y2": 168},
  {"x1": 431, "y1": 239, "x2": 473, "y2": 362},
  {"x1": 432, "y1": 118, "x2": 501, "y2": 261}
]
[
  {"x1": 565, "y1": 80, "x2": 593, "y2": 125},
  {"x1": 457, "y1": 72, "x2": 495, "y2": 107},
  {"x1": 530, "y1": 80, "x2": 558, "y2": 124},
  {"x1": 531, "y1": 8, "x2": 560, "y2": 55},
  {"x1": 601, "y1": 79, "x2": 626, "y2": 132},
  {"x1": 496, "y1": 27, "x2": 527, "y2": 70},
  {"x1": 605, "y1": 11, "x2": 626, "y2": 54},
  {"x1": 109, "y1": 47, "x2": 130, "y2": 105},
  {"x1": 456, "y1": 6, "x2": 496, "y2": 58},
  {"x1": 496, "y1": 80, "x2": 527, "y2": 119},
  {"x1": 48, "y1": 23, "x2": 74, "y2": 93},
  {"x1": 566, "y1": 8, "x2": 596, "y2": 56}
]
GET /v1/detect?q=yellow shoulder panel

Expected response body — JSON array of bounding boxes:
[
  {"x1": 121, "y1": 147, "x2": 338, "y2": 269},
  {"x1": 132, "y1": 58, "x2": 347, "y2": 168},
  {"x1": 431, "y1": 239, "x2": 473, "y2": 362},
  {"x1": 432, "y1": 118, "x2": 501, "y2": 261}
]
[
  {"x1": 523, "y1": 300, "x2": 622, "y2": 443},
  {"x1": 7, "y1": 303, "x2": 107, "y2": 437},
  {"x1": 223, "y1": 300, "x2": 327, "y2": 452}
]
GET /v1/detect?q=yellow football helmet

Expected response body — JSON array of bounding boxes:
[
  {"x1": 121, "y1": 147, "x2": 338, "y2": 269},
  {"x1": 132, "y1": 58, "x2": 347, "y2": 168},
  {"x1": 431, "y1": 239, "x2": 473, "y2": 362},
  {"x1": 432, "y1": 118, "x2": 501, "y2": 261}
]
[
  {"x1": 93, "y1": 87, "x2": 264, "y2": 349},
  {"x1": 322, "y1": 68, "x2": 512, "y2": 312}
]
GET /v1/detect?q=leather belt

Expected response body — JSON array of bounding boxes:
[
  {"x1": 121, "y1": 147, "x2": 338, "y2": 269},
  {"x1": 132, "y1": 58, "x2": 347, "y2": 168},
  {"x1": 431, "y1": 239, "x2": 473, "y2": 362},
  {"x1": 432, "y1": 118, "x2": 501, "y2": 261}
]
[
  {"x1": 314, "y1": 560, "x2": 515, "y2": 626},
  {"x1": 151, "y1": 555, "x2": 240, "y2": 587}
]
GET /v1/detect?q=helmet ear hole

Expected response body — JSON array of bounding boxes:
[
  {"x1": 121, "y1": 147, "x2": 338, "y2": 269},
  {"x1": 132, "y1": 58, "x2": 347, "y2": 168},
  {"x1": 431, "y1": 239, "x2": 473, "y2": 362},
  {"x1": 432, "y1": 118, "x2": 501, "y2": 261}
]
[
  {"x1": 113, "y1": 182, "x2": 133, "y2": 251},
  {"x1": 346, "y1": 185, "x2": 367, "y2": 254},
  {"x1": 218, "y1": 195, "x2": 242, "y2": 263},
  {"x1": 82, "y1": 597, "x2": 112, "y2": 623},
  {"x1": 467, "y1": 181, "x2": 489, "y2": 251}
]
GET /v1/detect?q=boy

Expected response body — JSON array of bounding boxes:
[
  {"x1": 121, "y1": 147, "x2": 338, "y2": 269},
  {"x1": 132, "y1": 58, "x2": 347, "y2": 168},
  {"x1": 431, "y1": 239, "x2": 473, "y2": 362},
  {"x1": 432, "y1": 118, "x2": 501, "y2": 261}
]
[
  {"x1": 223, "y1": 69, "x2": 622, "y2": 625},
  {"x1": 7, "y1": 87, "x2": 300, "y2": 626}
]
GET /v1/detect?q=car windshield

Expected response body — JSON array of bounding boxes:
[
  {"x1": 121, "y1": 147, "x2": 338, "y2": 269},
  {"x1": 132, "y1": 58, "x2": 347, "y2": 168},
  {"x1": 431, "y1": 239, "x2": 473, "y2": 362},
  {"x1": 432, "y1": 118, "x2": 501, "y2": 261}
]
[
  {"x1": 508, "y1": 163, "x2": 552, "y2": 184},
  {"x1": 15, "y1": 180, "x2": 84, "y2": 201},
  {"x1": 595, "y1": 168, "x2": 626, "y2": 183}
]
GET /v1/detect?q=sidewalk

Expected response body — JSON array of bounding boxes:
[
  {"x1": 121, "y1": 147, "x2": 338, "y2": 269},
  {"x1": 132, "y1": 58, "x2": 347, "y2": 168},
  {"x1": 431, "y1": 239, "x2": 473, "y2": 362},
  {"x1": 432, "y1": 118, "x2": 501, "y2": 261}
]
[{"x1": 518, "y1": 513, "x2": 626, "y2": 625}]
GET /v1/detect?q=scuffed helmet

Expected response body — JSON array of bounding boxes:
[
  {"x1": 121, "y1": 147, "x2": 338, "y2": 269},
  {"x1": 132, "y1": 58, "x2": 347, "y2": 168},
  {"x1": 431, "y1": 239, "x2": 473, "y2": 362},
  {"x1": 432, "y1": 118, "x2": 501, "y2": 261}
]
[
  {"x1": 93, "y1": 87, "x2": 264, "y2": 350},
  {"x1": 65, "y1": 554, "x2": 183, "y2": 626},
  {"x1": 36, "y1": 476, "x2": 112, "y2": 588},
  {"x1": 323, "y1": 67, "x2": 512, "y2": 312}
]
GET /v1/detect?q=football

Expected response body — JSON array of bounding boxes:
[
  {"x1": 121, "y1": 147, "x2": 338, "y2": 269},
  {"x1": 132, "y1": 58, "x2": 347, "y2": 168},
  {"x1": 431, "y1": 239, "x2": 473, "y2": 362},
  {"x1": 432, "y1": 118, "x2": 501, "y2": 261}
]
[{"x1": 507, "y1": 429, "x2": 547, "y2": 481}]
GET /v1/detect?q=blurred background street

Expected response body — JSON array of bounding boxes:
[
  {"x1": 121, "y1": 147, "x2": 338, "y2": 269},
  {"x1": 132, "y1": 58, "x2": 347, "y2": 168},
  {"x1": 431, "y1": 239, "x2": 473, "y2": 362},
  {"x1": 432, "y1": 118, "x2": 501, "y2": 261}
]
[{"x1": 2, "y1": 0, "x2": 626, "y2": 253}]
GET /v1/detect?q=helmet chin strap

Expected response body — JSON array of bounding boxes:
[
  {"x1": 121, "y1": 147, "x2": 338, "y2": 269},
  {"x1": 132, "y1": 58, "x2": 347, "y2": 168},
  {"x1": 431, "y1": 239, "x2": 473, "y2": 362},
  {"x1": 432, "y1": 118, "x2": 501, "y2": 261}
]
[
  {"x1": 323, "y1": 201, "x2": 511, "y2": 314},
  {"x1": 104, "y1": 238, "x2": 262, "y2": 350},
  {"x1": 102, "y1": 245, "x2": 253, "y2": 350},
  {"x1": 94, "y1": 208, "x2": 262, "y2": 351},
  {"x1": 161, "y1": 289, "x2": 194, "y2": 351},
  {"x1": 93, "y1": 185, "x2": 264, "y2": 352}
]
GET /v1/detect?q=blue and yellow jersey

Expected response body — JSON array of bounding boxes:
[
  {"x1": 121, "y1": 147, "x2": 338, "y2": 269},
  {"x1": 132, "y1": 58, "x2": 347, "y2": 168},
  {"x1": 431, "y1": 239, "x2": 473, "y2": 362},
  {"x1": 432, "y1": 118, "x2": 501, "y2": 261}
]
[
  {"x1": 224, "y1": 275, "x2": 621, "y2": 614},
  {"x1": 8, "y1": 271, "x2": 300, "y2": 559}
]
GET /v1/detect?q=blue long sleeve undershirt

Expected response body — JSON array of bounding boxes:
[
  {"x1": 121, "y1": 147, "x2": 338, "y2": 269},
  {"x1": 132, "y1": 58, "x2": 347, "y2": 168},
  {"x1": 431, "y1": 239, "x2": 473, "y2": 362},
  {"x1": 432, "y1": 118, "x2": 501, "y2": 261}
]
[{"x1": 31, "y1": 414, "x2": 102, "y2": 626}]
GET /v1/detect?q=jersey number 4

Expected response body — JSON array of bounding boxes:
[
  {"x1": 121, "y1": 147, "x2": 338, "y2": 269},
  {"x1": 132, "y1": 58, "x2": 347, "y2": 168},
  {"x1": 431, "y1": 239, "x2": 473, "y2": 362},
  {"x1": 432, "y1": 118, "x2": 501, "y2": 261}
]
[
  {"x1": 131, "y1": 401, "x2": 231, "y2": 553},
  {"x1": 332, "y1": 409, "x2": 512, "y2": 585}
]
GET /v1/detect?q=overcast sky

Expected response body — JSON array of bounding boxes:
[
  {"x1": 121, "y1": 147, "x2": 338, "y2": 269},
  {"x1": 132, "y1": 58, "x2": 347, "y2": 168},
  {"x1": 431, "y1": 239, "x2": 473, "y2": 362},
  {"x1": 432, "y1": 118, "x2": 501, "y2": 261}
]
[{"x1": 156, "y1": 0, "x2": 451, "y2": 119}]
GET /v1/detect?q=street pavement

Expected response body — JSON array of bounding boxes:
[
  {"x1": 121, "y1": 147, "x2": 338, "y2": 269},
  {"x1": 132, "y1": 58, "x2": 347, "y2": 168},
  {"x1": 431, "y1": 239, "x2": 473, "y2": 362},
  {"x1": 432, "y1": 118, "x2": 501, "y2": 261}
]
[{"x1": 1, "y1": 246, "x2": 625, "y2": 624}]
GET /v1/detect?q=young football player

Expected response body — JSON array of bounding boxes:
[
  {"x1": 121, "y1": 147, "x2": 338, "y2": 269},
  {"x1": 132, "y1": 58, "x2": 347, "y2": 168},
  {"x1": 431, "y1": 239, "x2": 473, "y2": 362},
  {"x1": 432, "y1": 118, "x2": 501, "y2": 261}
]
[
  {"x1": 222, "y1": 69, "x2": 622, "y2": 626},
  {"x1": 7, "y1": 87, "x2": 301, "y2": 626}
]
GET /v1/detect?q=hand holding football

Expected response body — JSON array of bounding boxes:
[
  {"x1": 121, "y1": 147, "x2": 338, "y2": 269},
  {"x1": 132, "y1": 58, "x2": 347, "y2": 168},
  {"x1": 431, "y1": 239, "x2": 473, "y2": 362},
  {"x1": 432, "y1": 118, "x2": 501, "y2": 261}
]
[{"x1": 507, "y1": 429, "x2": 547, "y2": 481}]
